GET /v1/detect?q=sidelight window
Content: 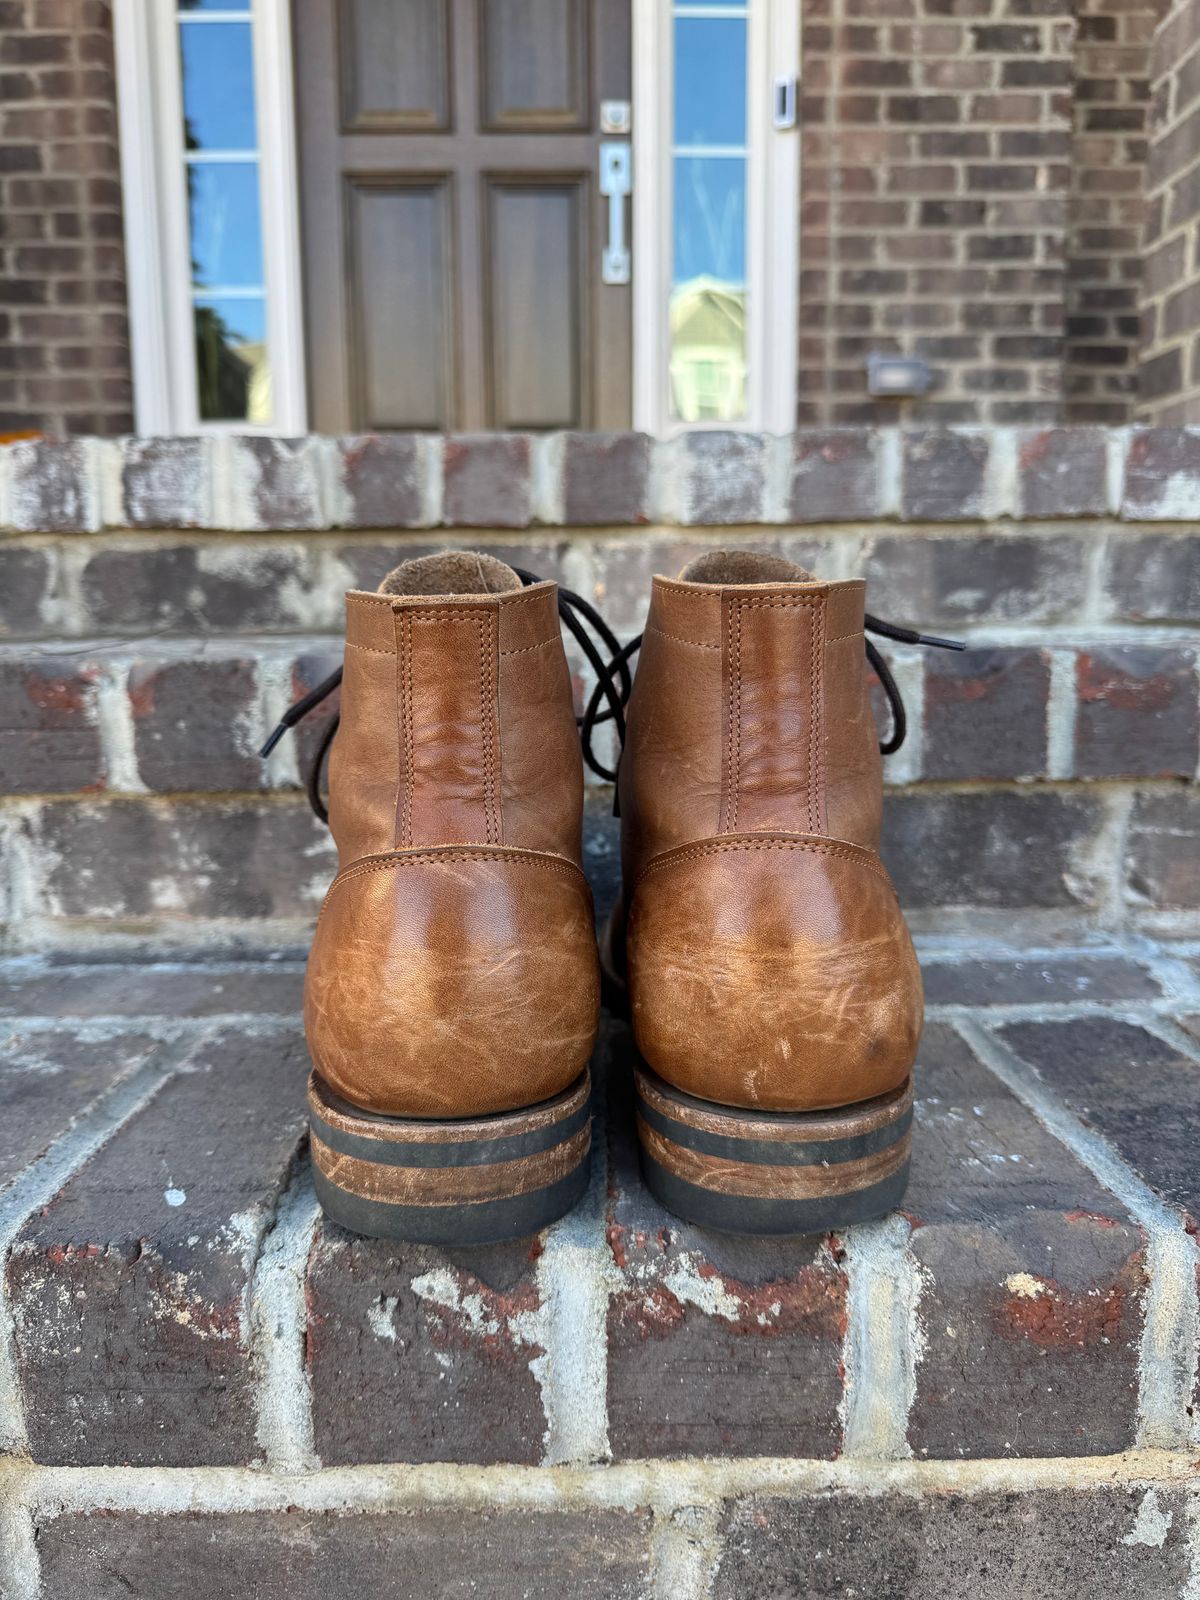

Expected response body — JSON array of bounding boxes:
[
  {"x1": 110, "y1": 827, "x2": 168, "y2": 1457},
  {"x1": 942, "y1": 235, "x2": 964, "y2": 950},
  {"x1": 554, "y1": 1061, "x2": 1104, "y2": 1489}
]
[
  {"x1": 634, "y1": 0, "x2": 799, "y2": 433},
  {"x1": 113, "y1": 0, "x2": 306, "y2": 434}
]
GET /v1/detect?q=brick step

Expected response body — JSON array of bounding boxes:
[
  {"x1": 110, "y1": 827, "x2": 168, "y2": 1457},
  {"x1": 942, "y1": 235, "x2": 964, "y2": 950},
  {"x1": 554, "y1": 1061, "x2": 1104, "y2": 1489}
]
[
  {"x1": 0, "y1": 940, "x2": 1195, "y2": 1473},
  {"x1": 2, "y1": 633, "x2": 1197, "y2": 795},
  {"x1": 0, "y1": 786, "x2": 1197, "y2": 946},
  {"x1": 0, "y1": 518, "x2": 1196, "y2": 643},
  {"x1": 2, "y1": 521, "x2": 1198, "y2": 641},
  {"x1": 22, "y1": 1476, "x2": 1199, "y2": 1598},
  {"x1": 1, "y1": 939, "x2": 1198, "y2": 1596},
  {"x1": 4, "y1": 428, "x2": 1200, "y2": 537}
]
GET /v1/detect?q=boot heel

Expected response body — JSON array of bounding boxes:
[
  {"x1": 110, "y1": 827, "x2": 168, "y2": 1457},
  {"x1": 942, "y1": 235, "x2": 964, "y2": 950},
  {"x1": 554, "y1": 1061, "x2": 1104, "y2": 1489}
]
[
  {"x1": 309, "y1": 1070, "x2": 591, "y2": 1245},
  {"x1": 635, "y1": 1064, "x2": 912, "y2": 1235}
]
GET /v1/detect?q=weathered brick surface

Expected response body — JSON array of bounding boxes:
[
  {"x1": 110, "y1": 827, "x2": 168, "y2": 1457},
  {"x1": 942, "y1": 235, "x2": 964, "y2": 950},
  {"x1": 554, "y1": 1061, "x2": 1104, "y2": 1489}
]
[
  {"x1": 0, "y1": 959, "x2": 304, "y2": 1019},
  {"x1": 8, "y1": 1025, "x2": 308, "y2": 1466},
  {"x1": 37, "y1": 1507, "x2": 654, "y2": 1600},
  {"x1": 0, "y1": 1024, "x2": 162, "y2": 1187},
  {"x1": 901, "y1": 432, "x2": 992, "y2": 519},
  {"x1": 789, "y1": 429, "x2": 883, "y2": 521},
  {"x1": 562, "y1": 432, "x2": 651, "y2": 526},
  {"x1": 442, "y1": 435, "x2": 532, "y2": 528},
  {"x1": 922, "y1": 646, "x2": 1050, "y2": 780},
  {"x1": 1106, "y1": 531, "x2": 1200, "y2": 621},
  {"x1": 128, "y1": 656, "x2": 260, "y2": 793},
  {"x1": 862, "y1": 530, "x2": 1087, "y2": 625},
  {"x1": 120, "y1": 439, "x2": 210, "y2": 530},
  {"x1": 0, "y1": 0, "x2": 131, "y2": 437},
  {"x1": 881, "y1": 789, "x2": 1108, "y2": 910},
  {"x1": 677, "y1": 432, "x2": 767, "y2": 525},
  {"x1": 7, "y1": 437, "x2": 97, "y2": 531},
  {"x1": 604, "y1": 1017, "x2": 847, "y2": 1461},
  {"x1": 75, "y1": 541, "x2": 331, "y2": 634},
  {"x1": 1016, "y1": 427, "x2": 1109, "y2": 515},
  {"x1": 906, "y1": 1025, "x2": 1144, "y2": 1457},
  {"x1": 307, "y1": 1225, "x2": 549, "y2": 1465},
  {"x1": 1126, "y1": 787, "x2": 1200, "y2": 910},
  {"x1": 18, "y1": 798, "x2": 334, "y2": 923},
  {"x1": 337, "y1": 434, "x2": 428, "y2": 529},
  {"x1": 1122, "y1": 427, "x2": 1200, "y2": 516},
  {"x1": 921, "y1": 951, "x2": 1162, "y2": 1006},
  {"x1": 0, "y1": 655, "x2": 101, "y2": 793},
  {"x1": 1074, "y1": 644, "x2": 1199, "y2": 778},
  {"x1": 0, "y1": 544, "x2": 53, "y2": 635},
  {"x1": 713, "y1": 1486, "x2": 1192, "y2": 1598},
  {"x1": 240, "y1": 438, "x2": 326, "y2": 532},
  {"x1": 998, "y1": 1016, "x2": 1200, "y2": 1221}
]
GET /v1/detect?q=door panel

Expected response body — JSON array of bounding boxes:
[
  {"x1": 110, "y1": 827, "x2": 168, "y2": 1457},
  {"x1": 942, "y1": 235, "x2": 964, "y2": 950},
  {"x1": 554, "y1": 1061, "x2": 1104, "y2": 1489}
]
[
  {"x1": 480, "y1": 0, "x2": 589, "y2": 130},
  {"x1": 348, "y1": 178, "x2": 454, "y2": 429},
  {"x1": 296, "y1": 0, "x2": 632, "y2": 432},
  {"x1": 339, "y1": 0, "x2": 451, "y2": 132},
  {"x1": 486, "y1": 179, "x2": 584, "y2": 428}
]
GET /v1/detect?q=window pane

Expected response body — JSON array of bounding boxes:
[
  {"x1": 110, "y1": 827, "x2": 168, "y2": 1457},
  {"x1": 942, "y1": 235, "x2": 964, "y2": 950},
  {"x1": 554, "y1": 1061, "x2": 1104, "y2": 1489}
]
[
  {"x1": 180, "y1": 20, "x2": 257, "y2": 151},
  {"x1": 188, "y1": 161, "x2": 264, "y2": 289},
  {"x1": 673, "y1": 16, "x2": 746, "y2": 148},
  {"x1": 673, "y1": 155, "x2": 745, "y2": 286},
  {"x1": 670, "y1": 156, "x2": 746, "y2": 422},
  {"x1": 194, "y1": 296, "x2": 270, "y2": 422}
]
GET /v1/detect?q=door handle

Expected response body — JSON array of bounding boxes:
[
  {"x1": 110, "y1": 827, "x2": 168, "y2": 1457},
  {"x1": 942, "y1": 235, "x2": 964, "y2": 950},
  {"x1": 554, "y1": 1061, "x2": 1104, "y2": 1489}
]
[{"x1": 599, "y1": 141, "x2": 631, "y2": 286}]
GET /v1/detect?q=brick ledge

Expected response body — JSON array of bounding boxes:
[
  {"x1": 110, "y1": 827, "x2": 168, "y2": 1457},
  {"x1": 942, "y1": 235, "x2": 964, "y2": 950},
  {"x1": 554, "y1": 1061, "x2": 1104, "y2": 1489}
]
[{"x1": 4, "y1": 427, "x2": 1200, "y2": 533}]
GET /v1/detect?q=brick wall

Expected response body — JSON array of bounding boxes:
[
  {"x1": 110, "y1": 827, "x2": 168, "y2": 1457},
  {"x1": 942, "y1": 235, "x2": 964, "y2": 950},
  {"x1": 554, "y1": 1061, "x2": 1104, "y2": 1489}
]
[
  {"x1": 1, "y1": 429, "x2": 1198, "y2": 948},
  {"x1": 1138, "y1": 0, "x2": 1200, "y2": 420},
  {"x1": 1063, "y1": 0, "x2": 1161, "y2": 423},
  {"x1": 0, "y1": 0, "x2": 132, "y2": 437},
  {"x1": 797, "y1": 0, "x2": 1078, "y2": 425}
]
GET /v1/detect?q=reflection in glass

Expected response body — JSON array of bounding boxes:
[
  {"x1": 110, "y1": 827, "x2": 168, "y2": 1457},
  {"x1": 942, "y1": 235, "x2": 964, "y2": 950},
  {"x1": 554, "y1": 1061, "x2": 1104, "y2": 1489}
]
[
  {"x1": 194, "y1": 296, "x2": 270, "y2": 422},
  {"x1": 673, "y1": 17, "x2": 746, "y2": 148},
  {"x1": 188, "y1": 162, "x2": 264, "y2": 289},
  {"x1": 180, "y1": 20, "x2": 257, "y2": 151},
  {"x1": 670, "y1": 160, "x2": 747, "y2": 421},
  {"x1": 177, "y1": 3, "x2": 270, "y2": 424}
]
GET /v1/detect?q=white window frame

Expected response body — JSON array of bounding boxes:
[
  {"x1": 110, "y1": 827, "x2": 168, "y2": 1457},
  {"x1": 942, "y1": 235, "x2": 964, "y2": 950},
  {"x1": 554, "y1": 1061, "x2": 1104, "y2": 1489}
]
[
  {"x1": 113, "y1": 0, "x2": 307, "y2": 435},
  {"x1": 632, "y1": 0, "x2": 799, "y2": 436}
]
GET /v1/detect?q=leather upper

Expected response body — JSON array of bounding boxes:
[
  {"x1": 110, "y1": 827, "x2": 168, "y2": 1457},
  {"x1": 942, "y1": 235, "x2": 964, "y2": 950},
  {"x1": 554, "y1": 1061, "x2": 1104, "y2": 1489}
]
[
  {"x1": 617, "y1": 559, "x2": 923, "y2": 1114},
  {"x1": 305, "y1": 564, "x2": 599, "y2": 1118}
]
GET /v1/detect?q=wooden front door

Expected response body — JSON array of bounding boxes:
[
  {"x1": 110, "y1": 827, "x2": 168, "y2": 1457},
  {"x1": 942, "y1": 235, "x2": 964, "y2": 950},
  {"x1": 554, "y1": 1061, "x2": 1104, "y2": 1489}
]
[{"x1": 295, "y1": 0, "x2": 633, "y2": 432}]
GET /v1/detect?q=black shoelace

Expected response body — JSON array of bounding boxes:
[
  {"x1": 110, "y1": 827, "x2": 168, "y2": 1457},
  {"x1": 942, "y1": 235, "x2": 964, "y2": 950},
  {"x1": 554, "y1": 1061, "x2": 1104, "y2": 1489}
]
[{"x1": 260, "y1": 577, "x2": 964, "y2": 823}]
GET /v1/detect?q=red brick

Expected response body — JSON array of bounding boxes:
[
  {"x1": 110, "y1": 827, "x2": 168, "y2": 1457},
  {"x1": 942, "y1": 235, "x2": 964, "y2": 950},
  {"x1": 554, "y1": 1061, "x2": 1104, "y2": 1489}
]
[
  {"x1": 0, "y1": 657, "x2": 102, "y2": 793},
  {"x1": 923, "y1": 646, "x2": 1051, "y2": 780},
  {"x1": 1074, "y1": 644, "x2": 1199, "y2": 777},
  {"x1": 443, "y1": 434, "x2": 533, "y2": 528}
]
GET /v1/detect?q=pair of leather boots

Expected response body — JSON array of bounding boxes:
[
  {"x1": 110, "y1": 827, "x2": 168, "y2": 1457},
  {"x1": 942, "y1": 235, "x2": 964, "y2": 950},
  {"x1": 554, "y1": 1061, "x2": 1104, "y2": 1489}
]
[{"x1": 270, "y1": 548, "x2": 946, "y2": 1245}]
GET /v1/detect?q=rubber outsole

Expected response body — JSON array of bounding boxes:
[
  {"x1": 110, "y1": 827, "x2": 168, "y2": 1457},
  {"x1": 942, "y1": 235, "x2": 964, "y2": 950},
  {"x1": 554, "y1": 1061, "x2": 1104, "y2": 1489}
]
[
  {"x1": 309, "y1": 1069, "x2": 592, "y2": 1245},
  {"x1": 634, "y1": 1064, "x2": 913, "y2": 1235}
]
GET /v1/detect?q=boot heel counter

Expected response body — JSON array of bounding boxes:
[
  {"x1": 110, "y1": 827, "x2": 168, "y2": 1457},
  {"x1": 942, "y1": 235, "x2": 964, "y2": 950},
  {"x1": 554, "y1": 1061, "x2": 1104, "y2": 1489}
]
[
  {"x1": 626, "y1": 834, "x2": 922, "y2": 1112},
  {"x1": 305, "y1": 848, "x2": 599, "y2": 1118}
]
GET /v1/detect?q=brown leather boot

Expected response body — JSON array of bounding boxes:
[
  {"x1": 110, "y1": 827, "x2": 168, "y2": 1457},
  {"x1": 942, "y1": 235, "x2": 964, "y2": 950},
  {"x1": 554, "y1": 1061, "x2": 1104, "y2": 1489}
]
[
  {"x1": 296, "y1": 552, "x2": 599, "y2": 1244},
  {"x1": 609, "y1": 551, "x2": 929, "y2": 1235}
]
